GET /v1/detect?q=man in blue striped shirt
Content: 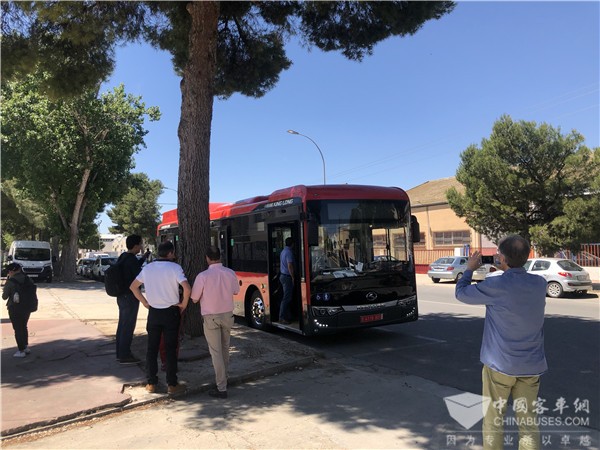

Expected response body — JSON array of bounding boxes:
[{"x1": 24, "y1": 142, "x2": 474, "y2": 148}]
[{"x1": 456, "y1": 235, "x2": 547, "y2": 450}]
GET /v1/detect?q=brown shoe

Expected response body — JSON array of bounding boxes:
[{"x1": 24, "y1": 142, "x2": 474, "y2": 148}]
[
  {"x1": 146, "y1": 384, "x2": 157, "y2": 393},
  {"x1": 167, "y1": 383, "x2": 187, "y2": 396}
]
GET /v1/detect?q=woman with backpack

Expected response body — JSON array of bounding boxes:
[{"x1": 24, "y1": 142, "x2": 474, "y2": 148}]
[{"x1": 3, "y1": 263, "x2": 35, "y2": 358}]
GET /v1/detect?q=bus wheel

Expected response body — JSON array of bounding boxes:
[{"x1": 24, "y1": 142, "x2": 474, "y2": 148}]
[{"x1": 248, "y1": 291, "x2": 267, "y2": 330}]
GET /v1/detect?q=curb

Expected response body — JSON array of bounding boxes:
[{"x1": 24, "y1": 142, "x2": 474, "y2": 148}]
[{"x1": 1, "y1": 356, "x2": 316, "y2": 441}]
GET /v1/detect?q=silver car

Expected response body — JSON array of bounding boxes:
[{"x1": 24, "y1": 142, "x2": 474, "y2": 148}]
[
  {"x1": 524, "y1": 258, "x2": 592, "y2": 298},
  {"x1": 427, "y1": 256, "x2": 468, "y2": 283}
]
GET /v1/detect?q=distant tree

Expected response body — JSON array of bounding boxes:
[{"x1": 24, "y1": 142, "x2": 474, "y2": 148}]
[
  {"x1": 107, "y1": 173, "x2": 163, "y2": 247},
  {"x1": 1, "y1": 75, "x2": 160, "y2": 280},
  {"x1": 1, "y1": 180, "x2": 50, "y2": 247},
  {"x1": 2, "y1": 0, "x2": 455, "y2": 333},
  {"x1": 447, "y1": 115, "x2": 599, "y2": 255}
]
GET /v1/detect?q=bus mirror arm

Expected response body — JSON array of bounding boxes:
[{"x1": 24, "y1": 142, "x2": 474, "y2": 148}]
[
  {"x1": 307, "y1": 217, "x2": 319, "y2": 247},
  {"x1": 411, "y1": 215, "x2": 420, "y2": 243}
]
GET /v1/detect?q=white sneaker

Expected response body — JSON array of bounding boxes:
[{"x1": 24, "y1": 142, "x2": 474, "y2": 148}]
[
  {"x1": 24, "y1": 347, "x2": 31, "y2": 354},
  {"x1": 13, "y1": 351, "x2": 26, "y2": 358}
]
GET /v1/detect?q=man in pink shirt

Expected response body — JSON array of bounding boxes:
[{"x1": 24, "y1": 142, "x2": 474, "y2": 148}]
[{"x1": 191, "y1": 246, "x2": 240, "y2": 399}]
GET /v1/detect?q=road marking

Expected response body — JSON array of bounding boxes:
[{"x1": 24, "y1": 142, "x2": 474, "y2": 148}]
[
  {"x1": 414, "y1": 334, "x2": 447, "y2": 343},
  {"x1": 419, "y1": 299, "x2": 486, "y2": 310}
]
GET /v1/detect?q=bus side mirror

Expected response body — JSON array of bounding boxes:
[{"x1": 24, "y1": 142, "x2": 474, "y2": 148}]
[
  {"x1": 7, "y1": 255, "x2": 12, "y2": 261},
  {"x1": 308, "y1": 219, "x2": 319, "y2": 247},
  {"x1": 411, "y1": 215, "x2": 420, "y2": 243}
]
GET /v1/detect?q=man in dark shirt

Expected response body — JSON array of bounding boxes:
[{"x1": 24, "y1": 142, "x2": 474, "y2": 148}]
[{"x1": 116, "y1": 234, "x2": 149, "y2": 365}]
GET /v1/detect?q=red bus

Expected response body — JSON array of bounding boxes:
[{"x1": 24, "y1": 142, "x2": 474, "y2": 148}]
[{"x1": 158, "y1": 184, "x2": 420, "y2": 336}]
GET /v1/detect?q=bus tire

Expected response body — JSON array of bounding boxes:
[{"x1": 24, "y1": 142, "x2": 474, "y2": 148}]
[{"x1": 247, "y1": 290, "x2": 267, "y2": 330}]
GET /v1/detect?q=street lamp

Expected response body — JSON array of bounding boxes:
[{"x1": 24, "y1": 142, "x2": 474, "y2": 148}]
[{"x1": 287, "y1": 130, "x2": 326, "y2": 184}]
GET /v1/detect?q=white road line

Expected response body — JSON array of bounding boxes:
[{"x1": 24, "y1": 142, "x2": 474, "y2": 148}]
[{"x1": 419, "y1": 299, "x2": 486, "y2": 310}]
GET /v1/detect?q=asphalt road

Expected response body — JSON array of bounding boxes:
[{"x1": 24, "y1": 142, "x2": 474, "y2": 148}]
[{"x1": 281, "y1": 277, "x2": 600, "y2": 432}]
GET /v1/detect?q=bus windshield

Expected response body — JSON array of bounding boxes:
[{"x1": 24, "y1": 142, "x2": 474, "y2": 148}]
[{"x1": 307, "y1": 199, "x2": 411, "y2": 281}]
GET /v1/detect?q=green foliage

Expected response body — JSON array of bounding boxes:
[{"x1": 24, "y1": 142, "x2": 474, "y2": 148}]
[
  {"x1": 530, "y1": 147, "x2": 600, "y2": 253},
  {"x1": 448, "y1": 115, "x2": 599, "y2": 255},
  {"x1": 107, "y1": 173, "x2": 164, "y2": 245},
  {"x1": 1, "y1": 180, "x2": 50, "y2": 247},
  {"x1": 298, "y1": 2, "x2": 454, "y2": 60},
  {"x1": 1, "y1": 74, "x2": 160, "y2": 278},
  {"x1": 1, "y1": 1, "x2": 146, "y2": 97},
  {"x1": 3, "y1": 1, "x2": 455, "y2": 99}
]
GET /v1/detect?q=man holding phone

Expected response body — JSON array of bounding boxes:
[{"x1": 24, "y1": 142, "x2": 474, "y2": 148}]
[{"x1": 455, "y1": 235, "x2": 547, "y2": 450}]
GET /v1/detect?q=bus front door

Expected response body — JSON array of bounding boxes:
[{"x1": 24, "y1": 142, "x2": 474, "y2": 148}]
[{"x1": 268, "y1": 222, "x2": 300, "y2": 327}]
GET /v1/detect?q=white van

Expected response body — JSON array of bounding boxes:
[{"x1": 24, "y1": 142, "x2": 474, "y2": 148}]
[{"x1": 7, "y1": 240, "x2": 53, "y2": 282}]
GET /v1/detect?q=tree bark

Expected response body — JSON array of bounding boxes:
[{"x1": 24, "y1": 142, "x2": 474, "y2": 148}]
[
  {"x1": 178, "y1": 1, "x2": 219, "y2": 336},
  {"x1": 54, "y1": 166, "x2": 92, "y2": 281}
]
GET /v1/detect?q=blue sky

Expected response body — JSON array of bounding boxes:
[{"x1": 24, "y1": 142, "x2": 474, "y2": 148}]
[{"x1": 100, "y1": 1, "x2": 599, "y2": 233}]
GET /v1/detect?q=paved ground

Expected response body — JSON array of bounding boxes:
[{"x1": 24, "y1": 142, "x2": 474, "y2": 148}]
[
  {"x1": 1, "y1": 280, "x2": 317, "y2": 437},
  {"x1": 1, "y1": 276, "x2": 598, "y2": 449}
]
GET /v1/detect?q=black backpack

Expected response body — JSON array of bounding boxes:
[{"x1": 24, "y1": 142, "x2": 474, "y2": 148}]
[
  {"x1": 104, "y1": 257, "x2": 128, "y2": 297},
  {"x1": 8, "y1": 276, "x2": 38, "y2": 313}
]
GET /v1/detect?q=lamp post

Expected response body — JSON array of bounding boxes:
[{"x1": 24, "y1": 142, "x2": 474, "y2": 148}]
[{"x1": 287, "y1": 130, "x2": 326, "y2": 184}]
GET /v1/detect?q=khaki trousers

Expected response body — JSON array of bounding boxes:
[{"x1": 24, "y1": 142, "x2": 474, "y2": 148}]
[
  {"x1": 482, "y1": 365, "x2": 541, "y2": 450},
  {"x1": 203, "y1": 312, "x2": 234, "y2": 392}
]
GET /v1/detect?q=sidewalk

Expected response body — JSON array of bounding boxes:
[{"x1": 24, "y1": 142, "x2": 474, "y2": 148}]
[{"x1": 1, "y1": 281, "x2": 318, "y2": 437}]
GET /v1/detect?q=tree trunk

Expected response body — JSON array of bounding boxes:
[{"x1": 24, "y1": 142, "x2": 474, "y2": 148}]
[
  {"x1": 178, "y1": 1, "x2": 219, "y2": 337},
  {"x1": 54, "y1": 167, "x2": 92, "y2": 281}
]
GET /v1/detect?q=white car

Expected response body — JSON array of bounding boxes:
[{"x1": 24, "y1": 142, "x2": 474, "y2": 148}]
[
  {"x1": 525, "y1": 258, "x2": 592, "y2": 298},
  {"x1": 76, "y1": 258, "x2": 95, "y2": 276},
  {"x1": 91, "y1": 256, "x2": 118, "y2": 281}
]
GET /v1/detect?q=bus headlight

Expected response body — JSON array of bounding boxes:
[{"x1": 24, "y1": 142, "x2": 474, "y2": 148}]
[{"x1": 312, "y1": 306, "x2": 343, "y2": 316}]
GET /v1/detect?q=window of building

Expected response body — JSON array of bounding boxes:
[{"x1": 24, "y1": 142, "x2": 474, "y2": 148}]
[{"x1": 434, "y1": 230, "x2": 471, "y2": 246}]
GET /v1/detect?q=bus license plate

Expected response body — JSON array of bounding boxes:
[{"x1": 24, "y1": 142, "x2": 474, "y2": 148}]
[{"x1": 360, "y1": 313, "x2": 383, "y2": 323}]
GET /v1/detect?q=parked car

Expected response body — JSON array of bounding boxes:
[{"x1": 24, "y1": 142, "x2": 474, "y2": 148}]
[
  {"x1": 427, "y1": 256, "x2": 468, "y2": 283},
  {"x1": 91, "y1": 256, "x2": 118, "y2": 281},
  {"x1": 524, "y1": 258, "x2": 592, "y2": 298},
  {"x1": 427, "y1": 256, "x2": 499, "y2": 283},
  {"x1": 76, "y1": 258, "x2": 95, "y2": 276}
]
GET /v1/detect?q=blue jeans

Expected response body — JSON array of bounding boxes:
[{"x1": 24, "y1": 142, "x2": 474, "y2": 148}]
[
  {"x1": 279, "y1": 274, "x2": 293, "y2": 321},
  {"x1": 146, "y1": 306, "x2": 180, "y2": 386},
  {"x1": 116, "y1": 292, "x2": 140, "y2": 359}
]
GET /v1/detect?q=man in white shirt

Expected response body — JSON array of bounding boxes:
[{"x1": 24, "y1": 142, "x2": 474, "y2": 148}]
[
  {"x1": 130, "y1": 241, "x2": 191, "y2": 396},
  {"x1": 191, "y1": 246, "x2": 239, "y2": 399}
]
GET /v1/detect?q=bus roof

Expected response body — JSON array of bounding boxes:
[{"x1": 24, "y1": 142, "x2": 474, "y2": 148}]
[{"x1": 159, "y1": 185, "x2": 410, "y2": 226}]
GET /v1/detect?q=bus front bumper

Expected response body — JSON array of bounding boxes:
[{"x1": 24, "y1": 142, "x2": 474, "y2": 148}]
[{"x1": 307, "y1": 296, "x2": 418, "y2": 334}]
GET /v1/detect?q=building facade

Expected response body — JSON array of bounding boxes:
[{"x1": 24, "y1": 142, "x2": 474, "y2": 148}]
[{"x1": 407, "y1": 177, "x2": 496, "y2": 268}]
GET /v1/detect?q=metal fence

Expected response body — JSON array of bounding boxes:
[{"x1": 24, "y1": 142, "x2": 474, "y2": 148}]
[
  {"x1": 414, "y1": 243, "x2": 600, "y2": 268},
  {"x1": 554, "y1": 243, "x2": 600, "y2": 267},
  {"x1": 414, "y1": 248, "x2": 496, "y2": 266}
]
